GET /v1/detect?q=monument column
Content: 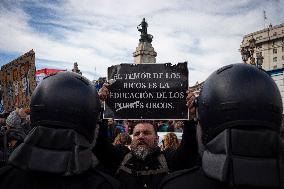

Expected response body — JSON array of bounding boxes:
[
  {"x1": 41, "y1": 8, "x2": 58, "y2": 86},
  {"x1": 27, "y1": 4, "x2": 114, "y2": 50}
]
[{"x1": 133, "y1": 18, "x2": 157, "y2": 64}]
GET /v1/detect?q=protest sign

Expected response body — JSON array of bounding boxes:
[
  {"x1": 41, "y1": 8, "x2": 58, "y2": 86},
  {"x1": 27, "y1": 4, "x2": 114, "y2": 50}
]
[
  {"x1": 0, "y1": 50, "x2": 36, "y2": 111},
  {"x1": 104, "y1": 62, "x2": 188, "y2": 120}
]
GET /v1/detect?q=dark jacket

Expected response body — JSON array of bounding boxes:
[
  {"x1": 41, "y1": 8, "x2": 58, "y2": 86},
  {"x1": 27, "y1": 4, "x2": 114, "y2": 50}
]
[
  {"x1": 94, "y1": 120, "x2": 198, "y2": 189},
  {"x1": 0, "y1": 165, "x2": 118, "y2": 189},
  {"x1": 159, "y1": 128, "x2": 284, "y2": 189},
  {"x1": 160, "y1": 167, "x2": 223, "y2": 189},
  {"x1": 159, "y1": 167, "x2": 283, "y2": 189},
  {"x1": 0, "y1": 126, "x2": 119, "y2": 189}
]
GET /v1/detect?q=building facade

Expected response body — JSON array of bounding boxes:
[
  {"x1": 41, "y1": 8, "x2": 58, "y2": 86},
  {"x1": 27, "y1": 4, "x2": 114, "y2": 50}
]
[
  {"x1": 267, "y1": 68, "x2": 284, "y2": 114},
  {"x1": 241, "y1": 23, "x2": 284, "y2": 70}
]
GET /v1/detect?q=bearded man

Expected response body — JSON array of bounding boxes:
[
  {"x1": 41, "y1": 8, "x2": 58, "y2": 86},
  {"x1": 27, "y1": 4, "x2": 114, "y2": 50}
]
[{"x1": 93, "y1": 87, "x2": 198, "y2": 189}]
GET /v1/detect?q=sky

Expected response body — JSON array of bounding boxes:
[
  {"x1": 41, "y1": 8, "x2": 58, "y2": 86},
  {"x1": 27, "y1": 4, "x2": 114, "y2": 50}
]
[{"x1": 0, "y1": 0, "x2": 284, "y2": 86}]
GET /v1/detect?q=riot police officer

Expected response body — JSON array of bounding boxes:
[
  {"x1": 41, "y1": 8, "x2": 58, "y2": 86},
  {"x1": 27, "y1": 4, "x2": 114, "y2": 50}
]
[
  {"x1": 160, "y1": 63, "x2": 284, "y2": 189},
  {"x1": 0, "y1": 72, "x2": 119, "y2": 189}
]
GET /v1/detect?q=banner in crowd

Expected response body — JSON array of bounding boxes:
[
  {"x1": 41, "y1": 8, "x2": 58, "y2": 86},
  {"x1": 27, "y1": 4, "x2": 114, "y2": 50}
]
[
  {"x1": 0, "y1": 50, "x2": 37, "y2": 111},
  {"x1": 104, "y1": 62, "x2": 189, "y2": 120},
  {"x1": 36, "y1": 68, "x2": 66, "y2": 84}
]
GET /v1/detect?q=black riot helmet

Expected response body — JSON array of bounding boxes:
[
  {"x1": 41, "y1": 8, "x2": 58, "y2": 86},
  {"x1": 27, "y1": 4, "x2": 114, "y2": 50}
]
[
  {"x1": 197, "y1": 63, "x2": 283, "y2": 144},
  {"x1": 30, "y1": 71, "x2": 100, "y2": 142}
]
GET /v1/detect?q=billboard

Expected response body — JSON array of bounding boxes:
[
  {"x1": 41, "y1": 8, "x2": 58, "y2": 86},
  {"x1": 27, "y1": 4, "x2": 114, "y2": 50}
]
[{"x1": 0, "y1": 50, "x2": 36, "y2": 111}]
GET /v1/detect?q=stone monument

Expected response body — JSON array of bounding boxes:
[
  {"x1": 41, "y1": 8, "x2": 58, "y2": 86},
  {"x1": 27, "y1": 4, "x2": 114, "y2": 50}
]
[{"x1": 133, "y1": 18, "x2": 157, "y2": 64}]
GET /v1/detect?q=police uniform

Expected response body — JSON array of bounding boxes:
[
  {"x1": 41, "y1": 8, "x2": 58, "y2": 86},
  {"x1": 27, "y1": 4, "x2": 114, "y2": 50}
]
[
  {"x1": 160, "y1": 64, "x2": 284, "y2": 189},
  {"x1": 0, "y1": 72, "x2": 119, "y2": 189}
]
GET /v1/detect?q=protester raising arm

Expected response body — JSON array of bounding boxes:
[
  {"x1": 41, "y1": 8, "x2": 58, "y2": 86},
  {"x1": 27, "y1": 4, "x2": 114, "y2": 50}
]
[
  {"x1": 94, "y1": 86, "x2": 199, "y2": 172},
  {"x1": 163, "y1": 89, "x2": 199, "y2": 171},
  {"x1": 94, "y1": 119, "x2": 130, "y2": 175},
  {"x1": 93, "y1": 84, "x2": 129, "y2": 175}
]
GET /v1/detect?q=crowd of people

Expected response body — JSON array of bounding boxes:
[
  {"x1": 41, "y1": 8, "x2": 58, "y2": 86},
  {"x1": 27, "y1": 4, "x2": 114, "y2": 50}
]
[
  {"x1": 0, "y1": 102, "x2": 183, "y2": 168},
  {"x1": 0, "y1": 63, "x2": 283, "y2": 189},
  {"x1": 0, "y1": 107, "x2": 31, "y2": 166},
  {"x1": 106, "y1": 119, "x2": 183, "y2": 142}
]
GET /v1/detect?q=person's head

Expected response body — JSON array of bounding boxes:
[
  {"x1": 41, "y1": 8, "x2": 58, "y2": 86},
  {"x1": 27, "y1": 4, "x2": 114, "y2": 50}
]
[
  {"x1": 196, "y1": 63, "x2": 283, "y2": 152},
  {"x1": 123, "y1": 120, "x2": 129, "y2": 127},
  {"x1": 107, "y1": 118, "x2": 115, "y2": 126},
  {"x1": 175, "y1": 121, "x2": 183, "y2": 129},
  {"x1": 130, "y1": 122, "x2": 159, "y2": 160},
  {"x1": 162, "y1": 132, "x2": 179, "y2": 150},
  {"x1": 6, "y1": 111, "x2": 21, "y2": 129},
  {"x1": 30, "y1": 71, "x2": 100, "y2": 143},
  {"x1": 16, "y1": 108, "x2": 27, "y2": 119},
  {"x1": 113, "y1": 133, "x2": 132, "y2": 145}
]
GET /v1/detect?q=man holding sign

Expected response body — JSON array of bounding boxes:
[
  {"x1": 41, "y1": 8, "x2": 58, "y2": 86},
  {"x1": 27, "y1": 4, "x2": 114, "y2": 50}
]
[{"x1": 94, "y1": 63, "x2": 198, "y2": 189}]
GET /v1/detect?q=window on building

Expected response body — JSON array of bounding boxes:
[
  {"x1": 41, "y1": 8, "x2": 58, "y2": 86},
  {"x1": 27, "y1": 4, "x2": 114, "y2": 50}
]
[
  {"x1": 273, "y1": 57, "x2": 277, "y2": 62},
  {"x1": 273, "y1": 48, "x2": 277, "y2": 54},
  {"x1": 282, "y1": 47, "x2": 284, "y2": 52},
  {"x1": 282, "y1": 55, "x2": 284, "y2": 60}
]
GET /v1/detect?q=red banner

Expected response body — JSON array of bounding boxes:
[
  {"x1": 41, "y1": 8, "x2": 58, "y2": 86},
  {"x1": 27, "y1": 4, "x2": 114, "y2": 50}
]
[{"x1": 36, "y1": 68, "x2": 66, "y2": 84}]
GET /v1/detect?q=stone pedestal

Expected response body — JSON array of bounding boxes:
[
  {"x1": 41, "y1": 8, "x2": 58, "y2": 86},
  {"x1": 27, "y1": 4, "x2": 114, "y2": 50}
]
[{"x1": 133, "y1": 42, "x2": 157, "y2": 64}]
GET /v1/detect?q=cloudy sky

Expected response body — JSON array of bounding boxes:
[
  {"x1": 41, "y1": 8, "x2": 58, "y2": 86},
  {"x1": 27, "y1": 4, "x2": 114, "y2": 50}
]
[{"x1": 0, "y1": 0, "x2": 283, "y2": 85}]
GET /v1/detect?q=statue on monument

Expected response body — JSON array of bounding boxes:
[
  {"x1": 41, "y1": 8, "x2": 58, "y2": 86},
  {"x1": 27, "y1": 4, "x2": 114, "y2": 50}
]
[
  {"x1": 133, "y1": 18, "x2": 157, "y2": 64},
  {"x1": 137, "y1": 18, "x2": 153, "y2": 43},
  {"x1": 72, "y1": 62, "x2": 82, "y2": 75}
]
